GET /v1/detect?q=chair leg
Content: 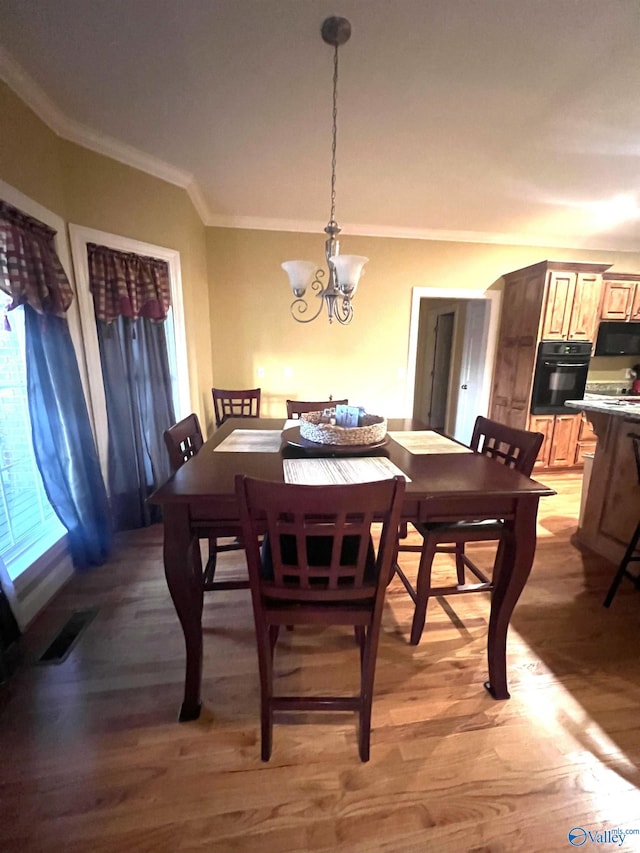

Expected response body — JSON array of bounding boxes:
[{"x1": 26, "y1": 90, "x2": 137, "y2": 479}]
[
  {"x1": 256, "y1": 623, "x2": 275, "y2": 761},
  {"x1": 358, "y1": 623, "x2": 381, "y2": 762},
  {"x1": 454, "y1": 543, "x2": 466, "y2": 585},
  {"x1": 202, "y1": 538, "x2": 217, "y2": 588},
  {"x1": 604, "y1": 521, "x2": 640, "y2": 608},
  {"x1": 354, "y1": 625, "x2": 366, "y2": 668},
  {"x1": 410, "y1": 535, "x2": 439, "y2": 645}
]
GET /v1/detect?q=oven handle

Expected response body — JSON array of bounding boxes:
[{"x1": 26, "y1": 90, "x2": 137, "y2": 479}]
[{"x1": 542, "y1": 361, "x2": 590, "y2": 368}]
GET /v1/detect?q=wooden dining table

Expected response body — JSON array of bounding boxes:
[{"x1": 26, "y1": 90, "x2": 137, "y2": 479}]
[{"x1": 149, "y1": 417, "x2": 555, "y2": 722}]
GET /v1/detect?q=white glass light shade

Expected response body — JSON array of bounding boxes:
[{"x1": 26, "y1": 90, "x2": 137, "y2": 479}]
[
  {"x1": 329, "y1": 255, "x2": 369, "y2": 296},
  {"x1": 281, "y1": 260, "x2": 317, "y2": 297}
]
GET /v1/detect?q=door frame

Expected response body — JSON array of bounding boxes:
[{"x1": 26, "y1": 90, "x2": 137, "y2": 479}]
[
  {"x1": 405, "y1": 287, "x2": 501, "y2": 422},
  {"x1": 69, "y1": 225, "x2": 190, "y2": 483}
]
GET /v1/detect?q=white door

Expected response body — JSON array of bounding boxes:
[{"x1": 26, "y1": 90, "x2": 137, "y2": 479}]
[{"x1": 453, "y1": 300, "x2": 489, "y2": 444}]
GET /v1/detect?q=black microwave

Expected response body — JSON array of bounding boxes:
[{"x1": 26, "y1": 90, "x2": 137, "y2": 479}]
[{"x1": 594, "y1": 321, "x2": 640, "y2": 356}]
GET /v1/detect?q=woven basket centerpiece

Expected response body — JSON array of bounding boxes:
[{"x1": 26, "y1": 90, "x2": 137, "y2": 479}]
[{"x1": 299, "y1": 411, "x2": 387, "y2": 446}]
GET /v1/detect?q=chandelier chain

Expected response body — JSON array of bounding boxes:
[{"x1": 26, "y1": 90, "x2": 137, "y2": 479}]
[
  {"x1": 329, "y1": 43, "x2": 339, "y2": 227},
  {"x1": 283, "y1": 17, "x2": 366, "y2": 325}
]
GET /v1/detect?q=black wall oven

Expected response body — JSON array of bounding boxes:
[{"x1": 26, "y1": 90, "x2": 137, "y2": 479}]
[{"x1": 530, "y1": 341, "x2": 592, "y2": 414}]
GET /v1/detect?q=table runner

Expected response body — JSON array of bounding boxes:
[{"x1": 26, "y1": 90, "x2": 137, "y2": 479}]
[
  {"x1": 214, "y1": 430, "x2": 283, "y2": 453},
  {"x1": 283, "y1": 456, "x2": 410, "y2": 485},
  {"x1": 388, "y1": 430, "x2": 472, "y2": 455}
]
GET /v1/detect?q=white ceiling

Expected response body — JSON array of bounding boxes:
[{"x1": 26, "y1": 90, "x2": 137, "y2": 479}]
[{"x1": 1, "y1": 0, "x2": 640, "y2": 251}]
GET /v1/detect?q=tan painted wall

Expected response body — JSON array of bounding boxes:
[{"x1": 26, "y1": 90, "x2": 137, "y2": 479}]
[
  {"x1": 207, "y1": 227, "x2": 640, "y2": 418},
  {"x1": 0, "y1": 82, "x2": 212, "y2": 430},
  {"x1": 4, "y1": 79, "x2": 640, "y2": 424},
  {"x1": 0, "y1": 84, "x2": 67, "y2": 217}
]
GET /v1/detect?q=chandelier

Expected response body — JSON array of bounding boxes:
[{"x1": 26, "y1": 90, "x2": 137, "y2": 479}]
[{"x1": 281, "y1": 16, "x2": 368, "y2": 325}]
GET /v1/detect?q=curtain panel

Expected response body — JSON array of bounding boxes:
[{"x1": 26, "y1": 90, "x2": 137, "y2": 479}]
[
  {"x1": 0, "y1": 200, "x2": 74, "y2": 318},
  {"x1": 1, "y1": 200, "x2": 112, "y2": 570},
  {"x1": 87, "y1": 243, "x2": 175, "y2": 531},
  {"x1": 87, "y1": 243, "x2": 171, "y2": 322}
]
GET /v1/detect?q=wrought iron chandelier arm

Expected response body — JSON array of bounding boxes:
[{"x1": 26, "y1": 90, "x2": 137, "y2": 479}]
[{"x1": 289, "y1": 270, "x2": 326, "y2": 323}]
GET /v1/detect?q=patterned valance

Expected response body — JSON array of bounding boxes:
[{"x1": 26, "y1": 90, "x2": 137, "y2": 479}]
[
  {"x1": 87, "y1": 243, "x2": 171, "y2": 323},
  {"x1": 0, "y1": 200, "x2": 74, "y2": 317}
]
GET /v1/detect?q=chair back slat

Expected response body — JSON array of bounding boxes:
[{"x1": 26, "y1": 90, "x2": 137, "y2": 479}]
[
  {"x1": 267, "y1": 508, "x2": 376, "y2": 591},
  {"x1": 286, "y1": 399, "x2": 348, "y2": 419},
  {"x1": 236, "y1": 476, "x2": 405, "y2": 604},
  {"x1": 470, "y1": 416, "x2": 543, "y2": 476},
  {"x1": 163, "y1": 413, "x2": 204, "y2": 473},
  {"x1": 213, "y1": 387, "x2": 261, "y2": 427}
]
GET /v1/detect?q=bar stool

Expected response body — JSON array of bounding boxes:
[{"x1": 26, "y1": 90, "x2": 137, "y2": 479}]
[
  {"x1": 286, "y1": 398, "x2": 348, "y2": 418},
  {"x1": 603, "y1": 432, "x2": 640, "y2": 607},
  {"x1": 163, "y1": 413, "x2": 248, "y2": 591},
  {"x1": 212, "y1": 388, "x2": 261, "y2": 428}
]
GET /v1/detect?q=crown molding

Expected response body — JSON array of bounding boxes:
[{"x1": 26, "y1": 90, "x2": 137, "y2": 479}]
[
  {"x1": 2, "y1": 46, "x2": 637, "y2": 253},
  {"x1": 0, "y1": 46, "x2": 213, "y2": 224},
  {"x1": 208, "y1": 213, "x2": 637, "y2": 253}
]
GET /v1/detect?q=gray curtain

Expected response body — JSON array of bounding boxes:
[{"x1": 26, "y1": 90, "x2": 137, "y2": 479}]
[{"x1": 96, "y1": 315, "x2": 175, "y2": 530}]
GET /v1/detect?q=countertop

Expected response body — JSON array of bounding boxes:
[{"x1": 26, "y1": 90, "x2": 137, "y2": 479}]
[{"x1": 566, "y1": 396, "x2": 640, "y2": 421}]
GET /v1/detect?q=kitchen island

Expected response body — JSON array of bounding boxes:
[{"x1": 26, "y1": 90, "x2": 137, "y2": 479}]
[{"x1": 565, "y1": 397, "x2": 640, "y2": 565}]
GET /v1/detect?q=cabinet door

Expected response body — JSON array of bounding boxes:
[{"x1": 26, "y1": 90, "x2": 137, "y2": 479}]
[
  {"x1": 489, "y1": 339, "x2": 516, "y2": 418},
  {"x1": 490, "y1": 401, "x2": 514, "y2": 428},
  {"x1": 600, "y1": 281, "x2": 635, "y2": 320},
  {"x1": 632, "y1": 286, "x2": 640, "y2": 322},
  {"x1": 548, "y1": 414, "x2": 581, "y2": 468},
  {"x1": 510, "y1": 343, "x2": 536, "y2": 416},
  {"x1": 529, "y1": 414, "x2": 555, "y2": 468},
  {"x1": 568, "y1": 274, "x2": 603, "y2": 341},
  {"x1": 578, "y1": 413, "x2": 596, "y2": 442},
  {"x1": 574, "y1": 441, "x2": 596, "y2": 466},
  {"x1": 541, "y1": 272, "x2": 576, "y2": 339}
]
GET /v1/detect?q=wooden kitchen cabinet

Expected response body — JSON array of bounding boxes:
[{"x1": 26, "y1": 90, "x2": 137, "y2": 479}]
[
  {"x1": 530, "y1": 413, "x2": 584, "y2": 469},
  {"x1": 540, "y1": 271, "x2": 575, "y2": 339},
  {"x1": 489, "y1": 260, "x2": 610, "y2": 469},
  {"x1": 574, "y1": 413, "x2": 597, "y2": 465},
  {"x1": 489, "y1": 268, "x2": 543, "y2": 430},
  {"x1": 548, "y1": 414, "x2": 581, "y2": 467},
  {"x1": 600, "y1": 274, "x2": 640, "y2": 321},
  {"x1": 632, "y1": 284, "x2": 640, "y2": 322},
  {"x1": 540, "y1": 271, "x2": 603, "y2": 341},
  {"x1": 567, "y1": 273, "x2": 604, "y2": 340},
  {"x1": 529, "y1": 414, "x2": 555, "y2": 468}
]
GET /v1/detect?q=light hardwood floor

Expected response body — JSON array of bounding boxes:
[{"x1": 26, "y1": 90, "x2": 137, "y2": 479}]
[{"x1": 3, "y1": 472, "x2": 640, "y2": 853}]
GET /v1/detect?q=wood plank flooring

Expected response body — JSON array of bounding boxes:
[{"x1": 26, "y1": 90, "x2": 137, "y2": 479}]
[{"x1": 3, "y1": 472, "x2": 640, "y2": 852}]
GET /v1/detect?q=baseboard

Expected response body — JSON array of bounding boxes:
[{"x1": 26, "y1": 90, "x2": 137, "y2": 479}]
[{"x1": 12, "y1": 539, "x2": 74, "y2": 630}]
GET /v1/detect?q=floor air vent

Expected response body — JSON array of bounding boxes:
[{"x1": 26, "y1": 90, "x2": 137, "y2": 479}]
[{"x1": 37, "y1": 608, "x2": 98, "y2": 664}]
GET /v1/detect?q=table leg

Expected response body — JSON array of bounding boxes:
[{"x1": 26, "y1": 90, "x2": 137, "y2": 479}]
[
  {"x1": 163, "y1": 504, "x2": 204, "y2": 721},
  {"x1": 484, "y1": 495, "x2": 539, "y2": 700}
]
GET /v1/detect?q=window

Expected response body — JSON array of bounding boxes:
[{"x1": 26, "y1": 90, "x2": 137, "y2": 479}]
[{"x1": 0, "y1": 291, "x2": 66, "y2": 580}]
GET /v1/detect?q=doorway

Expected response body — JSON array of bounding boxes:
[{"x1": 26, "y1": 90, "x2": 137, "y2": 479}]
[
  {"x1": 416, "y1": 307, "x2": 455, "y2": 431},
  {"x1": 406, "y1": 287, "x2": 501, "y2": 444}
]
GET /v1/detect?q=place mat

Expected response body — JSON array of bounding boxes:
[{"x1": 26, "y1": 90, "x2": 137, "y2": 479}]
[
  {"x1": 388, "y1": 430, "x2": 472, "y2": 455},
  {"x1": 283, "y1": 456, "x2": 411, "y2": 485},
  {"x1": 214, "y1": 430, "x2": 283, "y2": 453},
  {"x1": 283, "y1": 418, "x2": 299, "y2": 430}
]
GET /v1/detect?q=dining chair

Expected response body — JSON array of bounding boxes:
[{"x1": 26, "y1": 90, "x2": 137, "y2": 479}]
[
  {"x1": 286, "y1": 398, "x2": 348, "y2": 419},
  {"x1": 394, "y1": 416, "x2": 543, "y2": 645},
  {"x1": 163, "y1": 413, "x2": 248, "y2": 591},
  {"x1": 235, "y1": 473, "x2": 405, "y2": 762},
  {"x1": 212, "y1": 387, "x2": 261, "y2": 428}
]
